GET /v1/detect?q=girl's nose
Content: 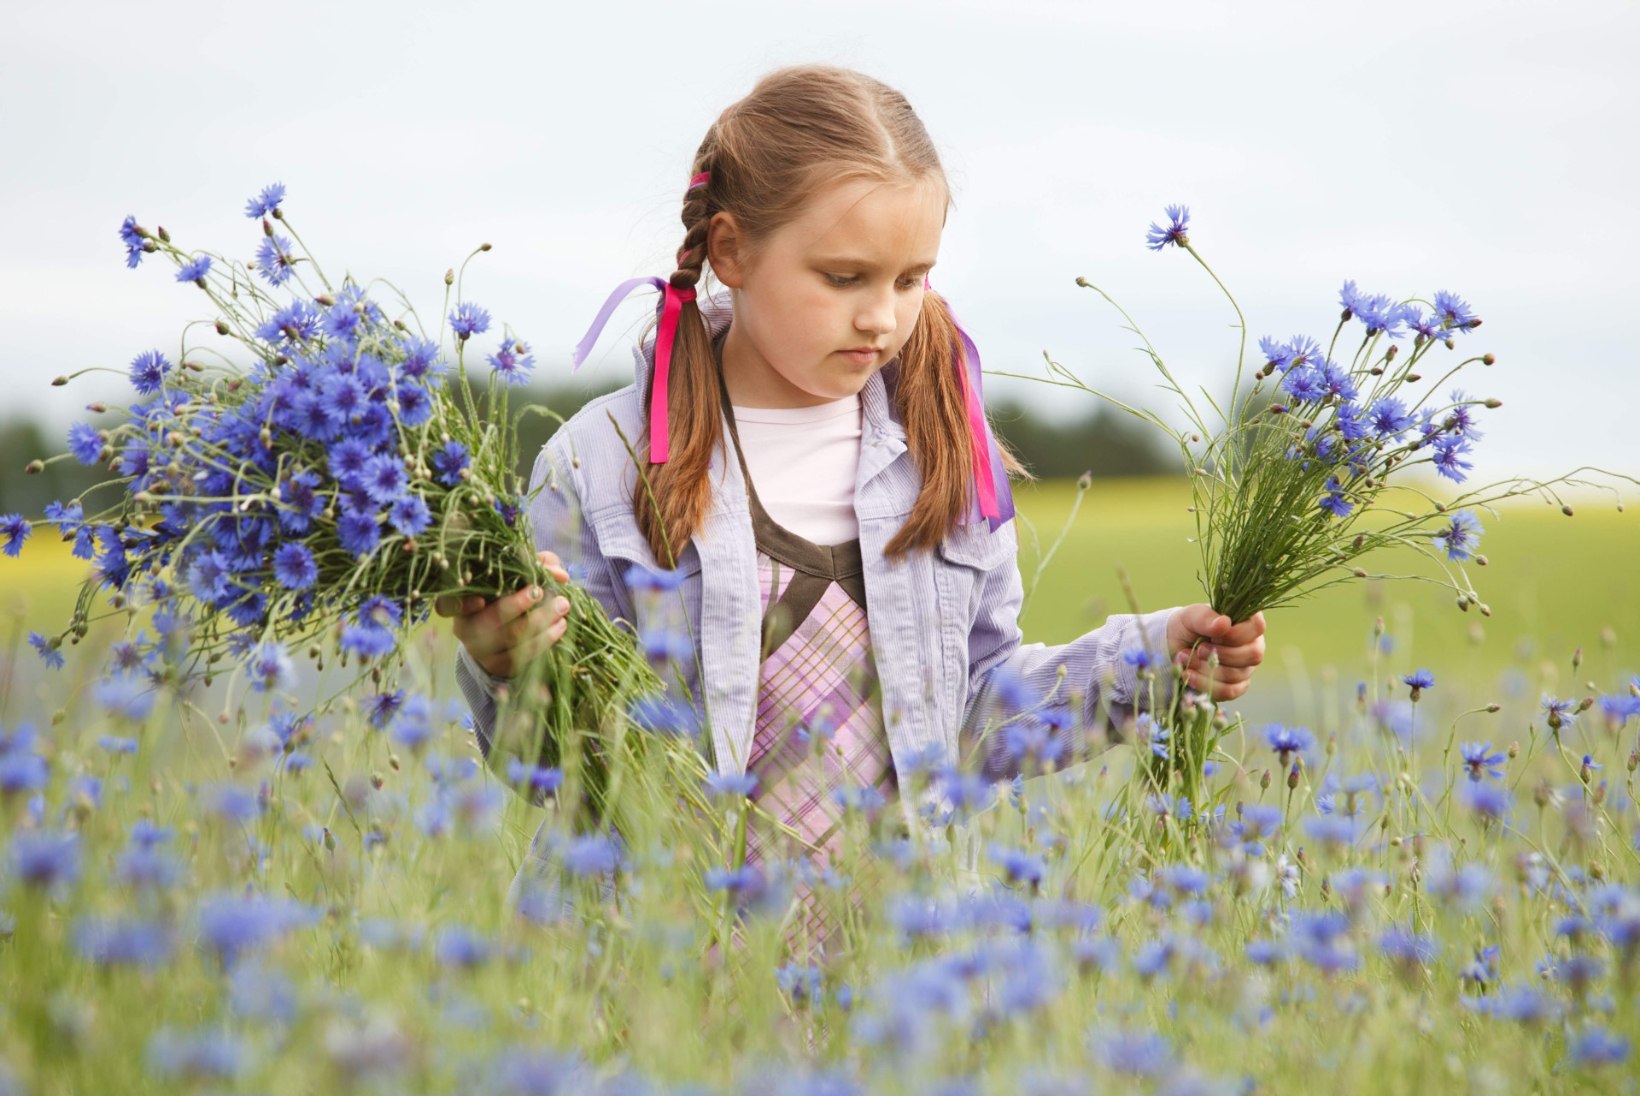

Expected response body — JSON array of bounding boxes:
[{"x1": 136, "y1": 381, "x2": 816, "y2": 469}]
[{"x1": 855, "y1": 288, "x2": 896, "y2": 340}]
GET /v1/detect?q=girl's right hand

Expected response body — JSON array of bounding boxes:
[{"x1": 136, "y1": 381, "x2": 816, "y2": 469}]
[{"x1": 434, "y1": 550, "x2": 572, "y2": 679}]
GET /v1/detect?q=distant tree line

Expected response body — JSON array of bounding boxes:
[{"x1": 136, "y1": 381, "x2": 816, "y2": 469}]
[{"x1": 0, "y1": 382, "x2": 1179, "y2": 518}]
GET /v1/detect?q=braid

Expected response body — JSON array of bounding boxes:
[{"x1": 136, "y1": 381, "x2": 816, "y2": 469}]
[{"x1": 635, "y1": 139, "x2": 725, "y2": 567}]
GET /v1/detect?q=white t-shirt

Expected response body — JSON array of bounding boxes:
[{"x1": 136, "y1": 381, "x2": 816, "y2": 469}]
[{"x1": 730, "y1": 395, "x2": 862, "y2": 545}]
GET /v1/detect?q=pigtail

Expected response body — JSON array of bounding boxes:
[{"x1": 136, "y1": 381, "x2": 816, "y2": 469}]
[
  {"x1": 885, "y1": 289, "x2": 1031, "y2": 560},
  {"x1": 634, "y1": 142, "x2": 725, "y2": 568}
]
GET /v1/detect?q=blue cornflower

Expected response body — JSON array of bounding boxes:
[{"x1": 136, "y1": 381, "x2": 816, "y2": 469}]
[
  {"x1": 394, "y1": 381, "x2": 432, "y2": 427},
  {"x1": 246, "y1": 642, "x2": 295, "y2": 693},
  {"x1": 1459, "y1": 741, "x2": 1506, "y2": 781},
  {"x1": 561, "y1": 833, "x2": 621, "y2": 877},
  {"x1": 704, "y1": 771, "x2": 759, "y2": 799},
  {"x1": 398, "y1": 335, "x2": 444, "y2": 379},
  {"x1": 504, "y1": 758, "x2": 562, "y2": 795},
  {"x1": 1402, "y1": 668, "x2": 1435, "y2": 695},
  {"x1": 361, "y1": 454, "x2": 408, "y2": 505},
  {"x1": 434, "y1": 925, "x2": 493, "y2": 969},
  {"x1": 449, "y1": 302, "x2": 491, "y2": 340},
  {"x1": 95, "y1": 673, "x2": 156, "y2": 721},
  {"x1": 1405, "y1": 305, "x2": 1443, "y2": 343},
  {"x1": 120, "y1": 214, "x2": 147, "y2": 267},
  {"x1": 487, "y1": 336, "x2": 536, "y2": 386},
  {"x1": 244, "y1": 182, "x2": 287, "y2": 219},
  {"x1": 1377, "y1": 928, "x2": 1437, "y2": 969},
  {"x1": 319, "y1": 372, "x2": 370, "y2": 424},
  {"x1": 1264, "y1": 723, "x2": 1313, "y2": 765},
  {"x1": 67, "y1": 421, "x2": 104, "y2": 465},
  {"x1": 1445, "y1": 389, "x2": 1484, "y2": 437},
  {"x1": 1334, "y1": 402, "x2": 1370, "y2": 442},
  {"x1": 0, "y1": 749, "x2": 48, "y2": 796},
  {"x1": 1462, "y1": 780, "x2": 1511, "y2": 821},
  {"x1": 1339, "y1": 279, "x2": 1366, "y2": 315},
  {"x1": 328, "y1": 438, "x2": 373, "y2": 485},
  {"x1": 1121, "y1": 646, "x2": 1157, "y2": 671},
  {"x1": 1317, "y1": 359, "x2": 1358, "y2": 402},
  {"x1": 1144, "y1": 205, "x2": 1190, "y2": 252},
  {"x1": 195, "y1": 892, "x2": 319, "y2": 967},
  {"x1": 1367, "y1": 396, "x2": 1412, "y2": 439},
  {"x1": 430, "y1": 440, "x2": 470, "y2": 487},
  {"x1": 8, "y1": 829, "x2": 81, "y2": 892},
  {"x1": 175, "y1": 255, "x2": 212, "y2": 284},
  {"x1": 272, "y1": 543, "x2": 317, "y2": 590},
  {"x1": 1433, "y1": 289, "x2": 1478, "y2": 334},
  {"x1": 1092, "y1": 1027, "x2": 1172, "y2": 1077},
  {"x1": 387, "y1": 494, "x2": 430, "y2": 537},
  {"x1": 989, "y1": 844, "x2": 1046, "y2": 889},
  {"x1": 256, "y1": 300, "x2": 320, "y2": 344},
  {"x1": 187, "y1": 549, "x2": 233, "y2": 601},
  {"x1": 98, "y1": 735, "x2": 139, "y2": 754},
  {"x1": 1569, "y1": 1026, "x2": 1632, "y2": 1067},
  {"x1": 129, "y1": 349, "x2": 172, "y2": 395},
  {"x1": 73, "y1": 916, "x2": 175, "y2": 968},
  {"x1": 1433, "y1": 509, "x2": 1483, "y2": 562},
  {"x1": 626, "y1": 562, "x2": 688, "y2": 592},
  {"x1": 2, "y1": 511, "x2": 33, "y2": 551},
  {"x1": 1281, "y1": 366, "x2": 1327, "y2": 403},
  {"x1": 627, "y1": 694, "x2": 701, "y2": 737},
  {"x1": 254, "y1": 235, "x2": 296, "y2": 287},
  {"x1": 1539, "y1": 694, "x2": 1577, "y2": 730},
  {"x1": 337, "y1": 511, "x2": 382, "y2": 558},
  {"x1": 28, "y1": 632, "x2": 64, "y2": 670},
  {"x1": 1430, "y1": 434, "x2": 1474, "y2": 483},
  {"x1": 1319, "y1": 476, "x2": 1352, "y2": 519},
  {"x1": 1359, "y1": 295, "x2": 1412, "y2": 338},
  {"x1": 1258, "y1": 335, "x2": 1293, "y2": 372}
]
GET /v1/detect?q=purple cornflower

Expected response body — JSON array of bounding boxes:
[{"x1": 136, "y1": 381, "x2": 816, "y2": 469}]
[
  {"x1": 120, "y1": 214, "x2": 146, "y2": 267},
  {"x1": 73, "y1": 916, "x2": 175, "y2": 968},
  {"x1": 487, "y1": 336, "x2": 536, "y2": 386},
  {"x1": 67, "y1": 421, "x2": 104, "y2": 465},
  {"x1": 430, "y1": 440, "x2": 470, "y2": 487},
  {"x1": 254, "y1": 235, "x2": 296, "y2": 287},
  {"x1": 1259, "y1": 335, "x2": 1293, "y2": 372},
  {"x1": 1264, "y1": 723, "x2": 1313, "y2": 766},
  {"x1": 272, "y1": 543, "x2": 317, "y2": 590},
  {"x1": 94, "y1": 673, "x2": 156, "y2": 722},
  {"x1": 504, "y1": 759, "x2": 562, "y2": 795},
  {"x1": 704, "y1": 771, "x2": 759, "y2": 799},
  {"x1": 1433, "y1": 289, "x2": 1478, "y2": 334},
  {"x1": 337, "y1": 511, "x2": 382, "y2": 558},
  {"x1": 7, "y1": 829, "x2": 81, "y2": 892},
  {"x1": 1433, "y1": 510, "x2": 1483, "y2": 562},
  {"x1": 561, "y1": 834, "x2": 621, "y2": 877},
  {"x1": 626, "y1": 562, "x2": 688, "y2": 592},
  {"x1": 988, "y1": 844, "x2": 1046, "y2": 889},
  {"x1": 1319, "y1": 476, "x2": 1352, "y2": 519},
  {"x1": 319, "y1": 372, "x2": 369, "y2": 424},
  {"x1": 1367, "y1": 397, "x2": 1412, "y2": 439},
  {"x1": 1445, "y1": 389, "x2": 1484, "y2": 437},
  {"x1": 1145, "y1": 205, "x2": 1190, "y2": 251},
  {"x1": 1092, "y1": 1027, "x2": 1172, "y2": 1076},
  {"x1": 1459, "y1": 742, "x2": 1505, "y2": 781},
  {"x1": 1463, "y1": 781, "x2": 1511, "y2": 821},
  {"x1": 246, "y1": 642, "x2": 295, "y2": 693},
  {"x1": 1402, "y1": 669, "x2": 1435, "y2": 697},
  {"x1": 398, "y1": 336, "x2": 443, "y2": 379},
  {"x1": 387, "y1": 494, "x2": 430, "y2": 537},
  {"x1": 244, "y1": 182, "x2": 287, "y2": 219},
  {"x1": 28, "y1": 632, "x2": 64, "y2": 670},
  {"x1": 1569, "y1": 1026, "x2": 1632, "y2": 1067},
  {"x1": 1281, "y1": 366, "x2": 1327, "y2": 403},
  {"x1": 129, "y1": 349, "x2": 172, "y2": 395},
  {"x1": 1430, "y1": 434, "x2": 1474, "y2": 483},
  {"x1": 361, "y1": 454, "x2": 408, "y2": 505},
  {"x1": 175, "y1": 255, "x2": 212, "y2": 284},
  {"x1": 1318, "y1": 359, "x2": 1358, "y2": 402},
  {"x1": 1, "y1": 514, "x2": 29, "y2": 558},
  {"x1": 1541, "y1": 694, "x2": 1578, "y2": 731},
  {"x1": 449, "y1": 302, "x2": 491, "y2": 340}
]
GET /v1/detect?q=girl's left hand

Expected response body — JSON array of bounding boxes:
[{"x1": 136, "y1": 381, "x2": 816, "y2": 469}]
[{"x1": 1164, "y1": 605, "x2": 1267, "y2": 701}]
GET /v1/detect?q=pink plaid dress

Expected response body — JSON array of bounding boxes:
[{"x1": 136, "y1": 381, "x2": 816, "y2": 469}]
[{"x1": 722, "y1": 396, "x2": 898, "y2": 960}]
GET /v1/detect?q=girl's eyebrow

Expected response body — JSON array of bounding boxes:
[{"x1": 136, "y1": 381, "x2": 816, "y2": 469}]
[{"x1": 814, "y1": 256, "x2": 937, "y2": 274}]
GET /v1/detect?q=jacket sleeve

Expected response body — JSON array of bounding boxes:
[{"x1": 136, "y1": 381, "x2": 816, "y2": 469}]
[
  {"x1": 452, "y1": 432, "x2": 631, "y2": 767},
  {"x1": 955, "y1": 518, "x2": 1177, "y2": 783}
]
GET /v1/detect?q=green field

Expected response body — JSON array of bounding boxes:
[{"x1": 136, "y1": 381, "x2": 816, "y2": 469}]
[{"x1": 8, "y1": 476, "x2": 1638, "y2": 724}]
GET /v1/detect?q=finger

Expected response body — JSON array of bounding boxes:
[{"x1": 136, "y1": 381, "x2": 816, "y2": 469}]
[
  {"x1": 1211, "y1": 637, "x2": 1266, "y2": 669},
  {"x1": 482, "y1": 584, "x2": 548, "y2": 630},
  {"x1": 1218, "y1": 615, "x2": 1267, "y2": 645},
  {"x1": 537, "y1": 550, "x2": 572, "y2": 584}
]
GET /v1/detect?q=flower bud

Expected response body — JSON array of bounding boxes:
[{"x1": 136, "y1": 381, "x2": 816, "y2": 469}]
[
  {"x1": 1482, "y1": 353, "x2": 1495, "y2": 365},
  {"x1": 1561, "y1": 504, "x2": 1574, "y2": 517},
  {"x1": 371, "y1": 772, "x2": 384, "y2": 790},
  {"x1": 1077, "y1": 470, "x2": 1093, "y2": 491},
  {"x1": 262, "y1": 217, "x2": 274, "y2": 238},
  {"x1": 1474, "y1": 554, "x2": 1487, "y2": 566},
  {"x1": 1457, "y1": 596, "x2": 1469, "y2": 612},
  {"x1": 1352, "y1": 568, "x2": 1368, "y2": 578},
  {"x1": 1404, "y1": 373, "x2": 1420, "y2": 383},
  {"x1": 1287, "y1": 764, "x2": 1299, "y2": 790},
  {"x1": 25, "y1": 459, "x2": 44, "y2": 474},
  {"x1": 156, "y1": 225, "x2": 170, "y2": 242},
  {"x1": 1386, "y1": 345, "x2": 1399, "y2": 361},
  {"x1": 1478, "y1": 603, "x2": 1491, "y2": 617},
  {"x1": 480, "y1": 242, "x2": 492, "y2": 251},
  {"x1": 1369, "y1": 366, "x2": 1384, "y2": 376},
  {"x1": 215, "y1": 319, "x2": 231, "y2": 336},
  {"x1": 1533, "y1": 780, "x2": 1550, "y2": 808},
  {"x1": 1589, "y1": 859, "x2": 1604, "y2": 881},
  {"x1": 1627, "y1": 751, "x2": 1637, "y2": 773},
  {"x1": 1484, "y1": 398, "x2": 1502, "y2": 409},
  {"x1": 1506, "y1": 740, "x2": 1518, "y2": 757},
  {"x1": 315, "y1": 294, "x2": 335, "y2": 307},
  {"x1": 323, "y1": 827, "x2": 336, "y2": 851},
  {"x1": 1260, "y1": 769, "x2": 1272, "y2": 790},
  {"x1": 445, "y1": 268, "x2": 455, "y2": 286},
  {"x1": 1353, "y1": 534, "x2": 1365, "y2": 550},
  {"x1": 1572, "y1": 646, "x2": 1583, "y2": 672}
]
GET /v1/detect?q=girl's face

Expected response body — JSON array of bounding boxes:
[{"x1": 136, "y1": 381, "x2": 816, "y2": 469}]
[{"x1": 709, "y1": 176, "x2": 946, "y2": 408}]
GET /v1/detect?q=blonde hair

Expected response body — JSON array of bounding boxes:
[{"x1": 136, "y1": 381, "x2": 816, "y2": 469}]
[{"x1": 636, "y1": 63, "x2": 1026, "y2": 566}]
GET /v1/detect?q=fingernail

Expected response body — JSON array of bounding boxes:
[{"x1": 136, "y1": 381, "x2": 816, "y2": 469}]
[
  {"x1": 530, "y1": 586, "x2": 543, "y2": 601},
  {"x1": 555, "y1": 597, "x2": 569, "y2": 614}
]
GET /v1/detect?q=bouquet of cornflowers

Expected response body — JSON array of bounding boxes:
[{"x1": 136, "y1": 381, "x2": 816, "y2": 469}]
[
  {"x1": 6, "y1": 184, "x2": 698, "y2": 826},
  {"x1": 1014, "y1": 204, "x2": 1637, "y2": 825}
]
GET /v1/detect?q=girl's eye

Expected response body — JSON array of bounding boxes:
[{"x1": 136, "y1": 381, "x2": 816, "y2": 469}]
[{"x1": 825, "y1": 274, "x2": 922, "y2": 290}]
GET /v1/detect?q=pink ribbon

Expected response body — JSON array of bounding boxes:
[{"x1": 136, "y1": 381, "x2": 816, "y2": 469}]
[
  {"x1": 929, "y1": 274, "x2": 1014, "y2": 530},
  {"x1": 569, "y1": 275, "x2": 694, "y2": 464}
]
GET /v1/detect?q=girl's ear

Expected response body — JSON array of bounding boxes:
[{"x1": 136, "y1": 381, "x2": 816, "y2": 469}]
[{"x1": 707, "y1": 211, "x2": 748, "y2": 288}]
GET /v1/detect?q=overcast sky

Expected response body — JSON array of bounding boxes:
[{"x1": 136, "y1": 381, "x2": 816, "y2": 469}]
[{"x1": 4, "y1": 0, "x2": 1636, "y2": 486}]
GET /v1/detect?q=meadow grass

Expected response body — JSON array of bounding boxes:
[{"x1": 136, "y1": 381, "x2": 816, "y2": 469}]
[{"x1": 1, "y1": 477, "x2": 1638, "y2": 1094}]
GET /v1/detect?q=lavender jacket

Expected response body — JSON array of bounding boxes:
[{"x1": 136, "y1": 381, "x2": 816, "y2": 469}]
[{"x1": 455, "y1": 292, "x2": 1174, "y2": 829}]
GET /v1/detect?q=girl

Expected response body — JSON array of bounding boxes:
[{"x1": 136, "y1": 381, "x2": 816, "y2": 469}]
[{"x1": 437, "y1": 63, "x2": 1267, "y2": 923}]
